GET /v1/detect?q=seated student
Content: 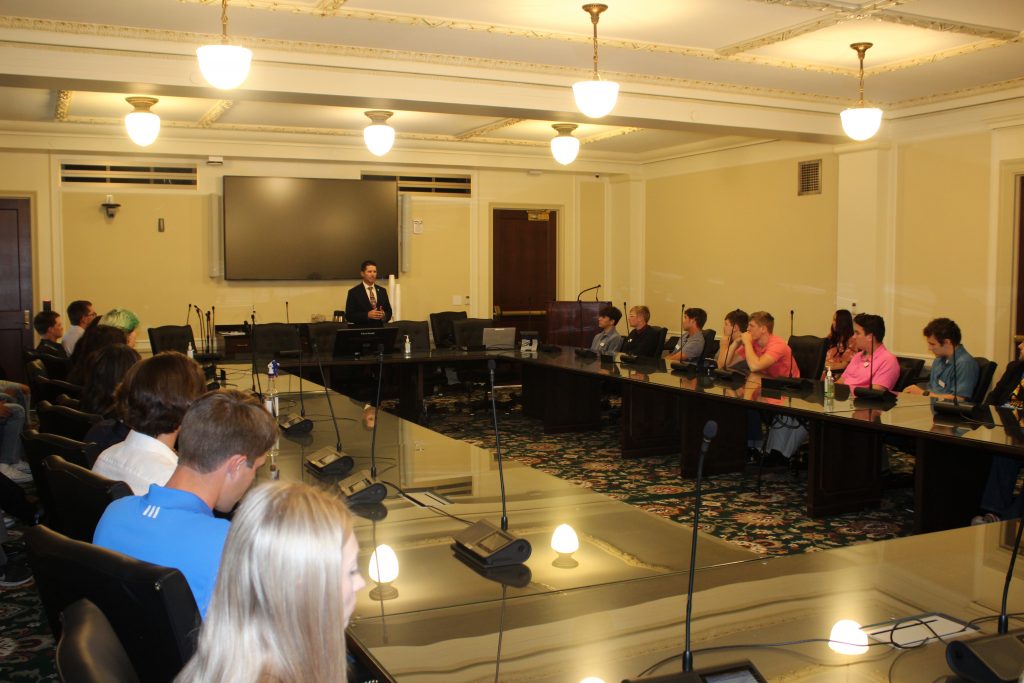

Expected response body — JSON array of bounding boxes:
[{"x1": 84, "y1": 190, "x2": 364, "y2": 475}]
[
  {"x1": 589, "y1": 305, "x2": 623, "y2": 354},
  {"x1": 824, "y1": 309, "x2": 854, "y2": 375},
  {"x1": 98, "y1": 307, "x2": 140, "y2": 347},
  {"x1": 835, "y1": 313, "x2": 900, "y2": 391},
  {"x1": 716, "y1": 309, "x2": 749, "y2": 369},
  {"x1": 33, "y1": 310, "x2": 67, "y2": 358},
  {"x1": 81, "y1": 344, "x2": 141, "y2": 452},
  {"x1": 0, "y1": 399, "x2": 28, "y2": 484},
  {"x1": 173, "y1": 482, "x2": 364, "y2": 682},
  {"x1": 902, "y1": 317, "x2": 978, "y2": 401},
  {"x1": 735, "y1": 311, "x2": 798, "y2": 378},
  {"x1": 972, "y1": 339, "x2": 1024, "y2": 525},
  {"x1": 92, "y1": 352, "x2": 207, "y2": 494},
  {"x1": 667, "y1": 307, "x2": 707, "y2": 362},
  {"x1": 67, "y1": 321, "x2": 127, "y2": 385},
  {"x1": 62, "y1": 299, "x2": 95, "y2": 356},
  {"x1": 94, "y1": 389, "x2": 278, "y2": 617},
  {"x1": 620, "y1": 306, "x2": 662, "y2": 358}
]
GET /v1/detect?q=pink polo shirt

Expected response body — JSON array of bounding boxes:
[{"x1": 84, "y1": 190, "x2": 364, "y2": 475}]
[
  {"x1": 735, "y1": 334, "x2": 799, "y2": 379},
  {"x1": 839, "y1": 345, "x2": 899, "y2": 392}
]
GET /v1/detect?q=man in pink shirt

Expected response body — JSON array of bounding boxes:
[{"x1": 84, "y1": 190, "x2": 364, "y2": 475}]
[
  {"x1": 735, "y1": 311, "x2": 799, "y2": 379},
  {"x1": 837, "y1": 313, "x2": 899, "y2": 392}
]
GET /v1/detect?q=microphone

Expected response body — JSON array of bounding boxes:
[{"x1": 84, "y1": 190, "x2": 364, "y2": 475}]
[
  {"x1": 763, "y1": 309, "x2": 807, "y2": 392},
  {"x1": 276, "y1": 338, "x2": 312, "y2": 435},
  {"x1": 624, "y1": 420, "x2": 764, "y2": 683},
  {"x1": 594, "y1": 284, "x2": 601, "y2": 302},
  {"x1": 946, "y1": 515, "x2": 1024, "y2": 682},
  {"x1": 854, "y1": 334, "x2": 889, "y2": 401},
  {"x1": 452, "y1": 359, "x2": 532, "y2": 568},
  {"x1": 285, "y1": 300, "x2": 290, "y2": 325},
  {"x1": 576, "y1": 284, "x2": 600, "y2": 302},
  {"x1": 788, "y1": 309, "x2": 794, "y2": 379},
  {"x1": 193, "y1": 305, "x2": 204, "y2": 353},
  {"x1": 303, "y1": 336, "x2": 353, "y2": 477},
  {"x1": 248, "y1": 313, "x2": 262, "y2": 399},
  {"x1": 338, "y1": 345, "x2": 389, "y2": 505},
  {"x1": 185, "y1": 302, "x2": 192, "y2": 327}
]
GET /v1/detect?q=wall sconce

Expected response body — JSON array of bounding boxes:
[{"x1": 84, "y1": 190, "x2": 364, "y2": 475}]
[
  {"x1": 368, "y1": 543, "x2": 399, "y2": 600},
  {"x1": 101, "y1": 194, "x2": 120, "y2": 219},
  {"x1": 551, "y1": 523, "x2": 580, "y2": 568}
]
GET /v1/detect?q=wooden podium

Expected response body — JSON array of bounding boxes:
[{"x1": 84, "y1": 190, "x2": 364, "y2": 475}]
[{"x1": 545, "y1": 301, "x2": 610, "y2": 347}]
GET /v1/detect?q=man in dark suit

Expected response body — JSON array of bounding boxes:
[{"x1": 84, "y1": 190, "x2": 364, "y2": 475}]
[{"x1": 345, "y1": 260, "x2": 392, "y2": 327}]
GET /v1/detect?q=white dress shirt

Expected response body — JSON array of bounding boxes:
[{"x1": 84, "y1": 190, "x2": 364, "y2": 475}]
[{"x1": 92, "y1": 430, "x2": 178, "y2": 495}]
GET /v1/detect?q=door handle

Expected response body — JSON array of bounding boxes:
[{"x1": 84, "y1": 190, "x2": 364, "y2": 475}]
[{"x1": 23, "y1": 310, "x2": 30, "y2": 330}]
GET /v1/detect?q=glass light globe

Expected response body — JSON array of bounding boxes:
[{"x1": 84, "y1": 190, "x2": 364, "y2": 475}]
[
  {"x1": 840, "y1": 107, "x2": 882, "y2": 141},
  {"x1": 125, "y1": 111, "x2": 160, "y2": 147},
  {"x1": 196, "y1": 44, "x2": 253, "y2": 89},
  {"x1": 550, "y1": 129, "x2": 580, "y2": 166},
  {"x1": 828, "y1": 619, "x2": 869, "y2": 655},
  {"x1": 364, "y1": 124, "x2": 395, "y2": 157},
  {"x1": 572, "y1": 80, "x2": 619, "y2": 118},
  {"x1": 551, "y1": 524, "x2": 580, "y2": 554},
  {"x1": 368, "y1": 544, "x2": 399, "y2": 584}
]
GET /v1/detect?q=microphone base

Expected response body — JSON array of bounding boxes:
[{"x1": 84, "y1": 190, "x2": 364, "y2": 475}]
[
  {"x1": 452, "y1": 551, "x2": 533, "y2": 587},
  {"x1": 853, "y1": 386, "x2": 893, "y2": 401},
  {"x1": 279, "y1": 413, "x2": 313, "y2": 435},
  {"x1": 621, "y1": 660, "x2": 766, "y2": 682},
  {"x1": 761, "y1": 376, "x2": 811, "y2": 392},
  {"x1": 338, "y1": 470, "x2": 388, "y2": 505},
  {"x1": 933, "y1": 399, "x2": 978, "y2": 417},
  {"x1": 451, "y1": 518, "x2": 532, "y2": 568},
  {"x1": 946, "y1": 629, "x2": 1024, "y2": 683},
  {"x1": 574, "y1": 348, "x2": 598, "y2": 359},
  {"x1": 303, "y1": 447, "x2": 354, "y2": 476},
  {"x1": 537, "y1": 343, "x2": 561, "y2": 353}
]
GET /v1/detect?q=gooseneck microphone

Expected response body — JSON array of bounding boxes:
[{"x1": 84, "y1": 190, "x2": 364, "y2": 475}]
[
  {"x1": 337, "y1": 345, "x2": 388, "y2": 505},
  {"x1": 788, "y1": 309, "x2": 795, "y2": 379},
  {"x1": 451, "y1": 359, "x2": 532, "y2": 568},
  {"x1": 275, "y1": 329, "x2": 313, "y2": 435},
  {"x1": 185, "y1": 303, "x2": 192, "y2": 327},
  {"x1": 576, "y1": 284, "x2": 600, "y2": 302},
  {"x1": 249, "y1": 312, "x2": 260, "y2": 398},
  {"x1": 371, "y1": 344, "x2": 385, "y2": 478},
  {"x1": 303, "y1": 336, "x2": 353, "y2": 477}
]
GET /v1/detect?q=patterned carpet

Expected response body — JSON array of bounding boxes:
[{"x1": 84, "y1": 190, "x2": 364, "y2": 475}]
[{"x1": 0, "y1": 390, "x2": 915, "y2": 681}]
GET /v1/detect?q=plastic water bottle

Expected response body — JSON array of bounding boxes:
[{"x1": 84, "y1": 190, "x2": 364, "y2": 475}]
[
  {"x1": 265, "y1": 359, "x2": 280, "y2": 416},
  {"x1": 824, "y1": 364, "x2": 835, "y2": 399},
  {"x1": 187, "y1": 341, "x2": 195, "y2": 360},
  {"x1": 403, "y1": 334, "x2": 411, "y2": 355}
]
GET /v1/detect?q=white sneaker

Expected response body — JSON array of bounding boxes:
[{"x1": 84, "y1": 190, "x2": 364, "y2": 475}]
[
  {"x1": 0, "y1": 463, "x2": 31, "y2": 484},
  {"x1": 11, "y1": 461, "x2": 30, "y2": 474}
]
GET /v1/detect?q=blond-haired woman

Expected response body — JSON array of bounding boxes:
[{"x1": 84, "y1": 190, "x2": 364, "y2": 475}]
[{"x1": 175, "y1": 482, "x2": 364, "y2": 682}]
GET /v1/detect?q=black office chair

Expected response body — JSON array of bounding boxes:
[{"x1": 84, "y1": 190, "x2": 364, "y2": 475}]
[
  {"x1": 386, "y1": 320, "x2": 431, "y2": 352},
  {"x1": 702, "y1": 329, "x2": 719, "y2": 361},
  {"x1": 37, "y1": 400, "x2": 102, "y2": 442},
  {"x1": 26, "y1": 525, "x2": 201, "y2": 683},
  {"x1": 664, "y1": 336, "x2": 680, "y2": 353},
  {"x1": 788, "y1": 335, "x2": 827, "y2": 379},
  {"x1": 307, "y1": 321, "x2": 347, "y2": 356},
  {"x1": 26, "y1": 359, "x2": 83, "y2": 405},
  {"x1": 147, "y1": 325, "x2": 195, "y2": 355},
  {"x1": 971, "y1": 357, "x2": 997, "y2": 404},
  {"x1": 640, "y1": 326, "x2": 669, "y2": 359},
  {"x1": 25, "y1": 348, "x2": 71, "y2": 381},
  {"x1": 57, "y1": 599, "x2": 140, "y2": 683},
  {"x1": 21, "y1": 430, "x2": 101, "y2": 521},
  {"x1": 894, "y1": 357, "x2": 926, "y2": 392},
  {"x1": 429, "y1": 311, "x2": 468, "y2": 349},
  {"x1": 43, "y1": 454, "x2": 132, "y2": 543},
  {"x1": 55, "y1": 393, "x2": 81, "y2": 409},
  {"x1": 452, "y1": 318, "x2": 498, "y2": 349},
  {"x1": 252, "y1": 323, "x2": 301, "y2": 361}
]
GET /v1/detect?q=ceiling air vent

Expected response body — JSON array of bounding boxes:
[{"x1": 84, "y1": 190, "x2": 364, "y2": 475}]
[
  {"x1": 61, "y1": 163, "x2": 198, "y2": 188},
  {"x1": 361, "y1": 173, "x2": 472, "y2": 196},
  {"x1": 797, "y1": 159, "x2": 821, "y2": 196}
]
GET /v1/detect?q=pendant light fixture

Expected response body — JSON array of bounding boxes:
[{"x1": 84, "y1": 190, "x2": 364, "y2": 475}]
[
  {"x1": 196, "y1": 0, "x2": 252, "y2": 90},
  {"x1": 840, "y1": 42, "x2": 883, "y2": 141},
  {"x1": 363, "y1": 111, "x2": 395, "y2": 157},
  {"x1": 550, "y1": 124, "x2": 580, "y2": 165},
  {"x1": 572, "y1": 4, "x2": 619, "y2": 119},
  {"x1": 124, "y1": 97, "x2": 160, "y2": 147}
]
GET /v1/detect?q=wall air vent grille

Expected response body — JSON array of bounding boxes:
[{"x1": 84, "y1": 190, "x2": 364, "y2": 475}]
[
  {"x1": 361, "y1": 173, "x2": 471, "y2": 196},
  {"x1": 60, "y1": 163, "x2": 198, "y2": 187},
  {"x1": 798, "y1": 159, "x2": 822, "y2": 196}
]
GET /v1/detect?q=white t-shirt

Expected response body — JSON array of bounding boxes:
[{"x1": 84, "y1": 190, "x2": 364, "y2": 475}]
[{"x1": 93, "y1": 430, "x2": 178, "y2": 495}]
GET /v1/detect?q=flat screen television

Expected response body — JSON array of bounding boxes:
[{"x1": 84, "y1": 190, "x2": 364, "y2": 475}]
[
  {"x1": 333, "y1": 327, "x2": 399, "y2": 358},
  {"x1": 222, "y1": 176, "x2": 399, "y2": 280}
]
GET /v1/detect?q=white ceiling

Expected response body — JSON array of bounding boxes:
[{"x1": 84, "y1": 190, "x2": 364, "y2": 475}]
[{"x1": 0, "y1": 0, "x2": 1021, "y2": 163}]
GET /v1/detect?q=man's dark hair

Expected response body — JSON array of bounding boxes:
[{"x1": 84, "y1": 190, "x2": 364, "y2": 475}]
[
  {"x1": 360, "y1": 260, "x2": 377, "y2": 272},
  {"x1": 67, "y1": 300, "x2": 92, "y2": 326},
  {"x1": 749, "y1": 311, "x2": 775, "y2": 333},
  {"x1": 922, "y1": 317, "x2": 961, "y2": 346},
  {"x1": 116, "y1": 351, "x2": 207, "y2": 437},
  {"x1": 599, "y1": 306, "x2": 622, "y2": 325},
  {"x1": 854, "y1": 313, "x2": 886, "y2": 343},
  {"x1": 33, "y1": 310, "x2": 60, "y2": 336},
  {"x1": 177, "y1": 389, "x2": 279, "y2": 472},
  {"x1": 725, "y1": 309, "x2": 749, "y2": 332},
  {"x1": 684, "y1": 307, "x2": 707, "y2": 329}
]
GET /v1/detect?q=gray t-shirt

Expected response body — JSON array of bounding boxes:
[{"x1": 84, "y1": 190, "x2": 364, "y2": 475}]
[
  {"x1": 590, "y1": 329, "x2": 623, "y2": 354},
  {"x1": 673, "y1": 331, "x2": 705, "y2": 360}
]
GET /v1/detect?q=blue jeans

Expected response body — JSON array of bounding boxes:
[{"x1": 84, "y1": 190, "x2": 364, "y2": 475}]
[{"x1": 0, "y1": 399, "x2": 26, "y2": 465}]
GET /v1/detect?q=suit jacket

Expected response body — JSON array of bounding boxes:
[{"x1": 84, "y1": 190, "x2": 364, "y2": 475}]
[
  {"x1": 986, "y1": 359, "x2": 1024, "y2": 406},
  {"x1": 345, "y1": 283, "x2": 392, "y2": 327},
  {"x1": 622, "y1": 325, "x2": 663, "y2": 359}
]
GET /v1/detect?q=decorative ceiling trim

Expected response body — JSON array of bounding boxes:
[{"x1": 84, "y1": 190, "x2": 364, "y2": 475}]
[
  {"x1": 54, "y1": 89, "x2": 72, "y2": 121},
  {"x1": 197, "y1": 100, "x2": 234, "y2": 127},
  {"x1": 865, "y1": 36, "x2": 1024, "y2": 76},
  {"x1": 581, "y1": 127, "x2": 644, "y2": 144},
  {"x1": 717, "y1": 15, "x2": 847, "y2": 56},
  {"x1": 455, "y1": 118, "x2": 524, "y2": 140},
  {"x1": 874, "y1": 11, "x2": 1021, "y2": 41},
  {"x1": 887, "y1": 76, "x2": 1024, "y2": 110}
]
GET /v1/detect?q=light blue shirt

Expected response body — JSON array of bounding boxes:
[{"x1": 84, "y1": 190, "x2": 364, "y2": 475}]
[{"x1": 929, "y1": 345, "x2": 978, "y2": 400}]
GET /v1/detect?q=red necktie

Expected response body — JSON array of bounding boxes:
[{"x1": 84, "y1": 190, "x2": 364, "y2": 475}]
[{"x1": 367, "y1": 287, "x2": 377, "y2": 308}]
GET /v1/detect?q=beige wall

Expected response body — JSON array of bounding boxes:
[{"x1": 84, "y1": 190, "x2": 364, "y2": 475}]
[
  {"x1": 644, "y1": 154, "x2": 839, "y2": 337},
  {"x1": 578, "y1": 180, "x2": 605, "y2": 296},
  {"x1": 893, "y1": 133, "x2": 991, "y2": 355},
  {"x1": 399, "y1": 199, "x2": 471, "y2": 322}
]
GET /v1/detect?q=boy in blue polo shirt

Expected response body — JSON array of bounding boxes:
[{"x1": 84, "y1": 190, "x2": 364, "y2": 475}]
[{"x1": 94, "y1": 389, "x2": 278, "y2": 616}]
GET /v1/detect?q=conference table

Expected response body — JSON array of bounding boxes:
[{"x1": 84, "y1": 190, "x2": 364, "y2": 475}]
[{"x1": 245, "y1": 367, "x2": 1024, "y2": 683}]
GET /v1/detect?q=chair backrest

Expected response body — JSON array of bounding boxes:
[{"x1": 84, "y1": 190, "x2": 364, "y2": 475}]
[
  {"x1": 429, "y1": 311, "x2": 469, "y2": 349},
  {"x1": 664, "y1": 335, "x2": 680, "y2": 352},
  {"x1": 43, "y1": 454, "x2": 132, "y2": 543},
  {"x1": 702, "y1": 329, "x2": 719, "y2": 361},
  {"x1": 306, "y1": 321, "x2": 347, "y2": 356},
  {"x1": 452, "y1": 318, "x2": 496, "y2": 348},
  {"x1": 37, "y1": 400, "x2": 101, "y2": 441},
  {"x1": 56, "y1": 393, "x2": 81, "y2": 409},
  {"x1": 788, "y1": 335, "x2": 828, "y2": 379},
  {"x1": 27, "y1": 525, "x2": 200, "y2": 683},
  {"x1": 972, "y1": 357, "x2": 998, "y2": 405},
  {"x1": 645, "y1": 326, "x2": 669, "y2": 358},
  {"x1": 25, "y1": 349, "x2": 71, "y2": 381},
  {"x1": 57, "y1": 599, "x2": 140, "y2": 683},
  {"x1": 893, "y1": 356, "x2": 926, "y2": 392},
  {"x1": 386, "y1": 320, "x2": 430, "y2": 351},
  {"x1": 251, "y1": 323, "x2": 301, "y2": 361},
  {"x1": 21, "y1": 429, "x2": 101, "y2": 515},
  {"x1": 147, "y1": 325, "x2": 196, "y2": 355}
]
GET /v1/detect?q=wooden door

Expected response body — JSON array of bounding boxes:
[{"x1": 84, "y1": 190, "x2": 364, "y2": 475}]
[
  {"x1": 492, "y1": 209, "x2": 556, "y2": 338},
  {"x1": 0, "y1": 198, "x2": 32, "y2": 383}
]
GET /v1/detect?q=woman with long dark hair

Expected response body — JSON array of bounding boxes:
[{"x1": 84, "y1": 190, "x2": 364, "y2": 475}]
[{"x1": 824, "y1": 309, "x2": 854, "y2": 375}]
